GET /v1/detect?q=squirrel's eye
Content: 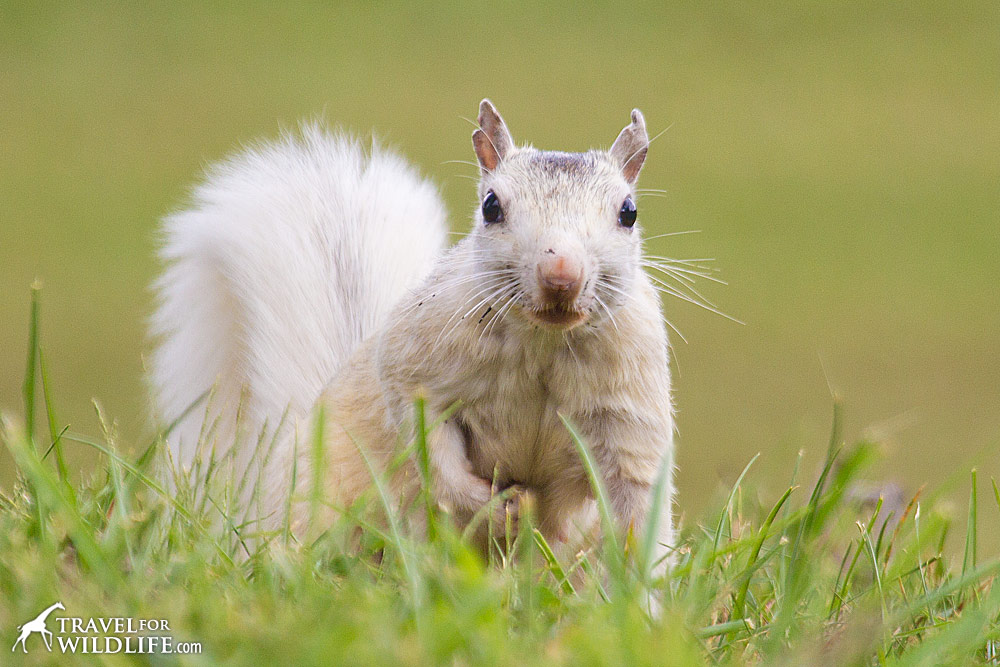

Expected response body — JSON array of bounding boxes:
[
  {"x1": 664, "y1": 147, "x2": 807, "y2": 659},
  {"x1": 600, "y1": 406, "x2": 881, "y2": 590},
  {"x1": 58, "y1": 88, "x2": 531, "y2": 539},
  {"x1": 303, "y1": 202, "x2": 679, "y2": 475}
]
[
  {"x1": 618, "y1": 196, "x2": 637, "y2": 228},
  {"x1": 482, "y1": 190, "x2": 504, "y2": 224}
]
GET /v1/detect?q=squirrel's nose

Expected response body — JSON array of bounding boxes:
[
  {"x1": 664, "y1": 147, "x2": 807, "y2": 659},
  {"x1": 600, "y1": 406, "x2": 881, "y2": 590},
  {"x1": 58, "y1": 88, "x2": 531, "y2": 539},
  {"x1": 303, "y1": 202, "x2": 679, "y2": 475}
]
[{"x1": 537, "y1": 252, "x2": 584, "y2": 304}]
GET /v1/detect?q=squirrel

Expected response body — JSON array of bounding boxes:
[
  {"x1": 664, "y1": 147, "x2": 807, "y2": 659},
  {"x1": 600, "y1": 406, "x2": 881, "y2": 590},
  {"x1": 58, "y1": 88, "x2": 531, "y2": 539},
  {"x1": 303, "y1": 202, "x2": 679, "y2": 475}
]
[{"x1": 151, "y1": 100, "x2": 675, "y2": 568}]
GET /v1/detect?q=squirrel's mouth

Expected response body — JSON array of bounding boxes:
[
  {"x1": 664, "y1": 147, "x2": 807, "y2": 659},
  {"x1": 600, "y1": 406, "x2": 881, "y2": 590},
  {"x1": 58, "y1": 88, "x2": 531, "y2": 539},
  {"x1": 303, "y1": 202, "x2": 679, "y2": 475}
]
[{"x1": 527, "y1": 304, "x2": 588, "y2": 328}]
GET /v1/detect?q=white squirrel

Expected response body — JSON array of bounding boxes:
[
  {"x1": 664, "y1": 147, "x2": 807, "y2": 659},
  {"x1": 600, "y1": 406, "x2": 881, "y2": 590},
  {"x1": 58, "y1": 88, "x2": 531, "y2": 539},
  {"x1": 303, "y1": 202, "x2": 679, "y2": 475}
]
[{"x1": 151, "y1": 100, "x2": 675, "y2": 566}]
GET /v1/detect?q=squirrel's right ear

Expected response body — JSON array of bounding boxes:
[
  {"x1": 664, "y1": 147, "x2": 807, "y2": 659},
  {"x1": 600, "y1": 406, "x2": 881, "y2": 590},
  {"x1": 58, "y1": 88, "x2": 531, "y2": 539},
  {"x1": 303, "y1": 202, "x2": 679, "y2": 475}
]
[
  {"x1": 472, "y1": 99, "x2": 514, "y2": 173},
  {"x1": 610, "y1": 109, "x2": 649, "y2": 184}
]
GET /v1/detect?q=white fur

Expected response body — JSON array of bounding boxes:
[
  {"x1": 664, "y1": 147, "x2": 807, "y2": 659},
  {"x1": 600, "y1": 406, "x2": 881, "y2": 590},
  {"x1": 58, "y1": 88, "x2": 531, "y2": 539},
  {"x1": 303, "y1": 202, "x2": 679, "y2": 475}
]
[{"x1": 151, "y1": 126, "x2": 446, "y2": 473}]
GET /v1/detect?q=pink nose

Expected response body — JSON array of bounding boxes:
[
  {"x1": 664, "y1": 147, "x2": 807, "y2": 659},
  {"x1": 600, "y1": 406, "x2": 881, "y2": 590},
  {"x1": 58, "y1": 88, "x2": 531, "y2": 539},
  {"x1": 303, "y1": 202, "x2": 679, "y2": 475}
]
[{"x1": 537, "y1": 251, "x2": 583, "y2": 303}]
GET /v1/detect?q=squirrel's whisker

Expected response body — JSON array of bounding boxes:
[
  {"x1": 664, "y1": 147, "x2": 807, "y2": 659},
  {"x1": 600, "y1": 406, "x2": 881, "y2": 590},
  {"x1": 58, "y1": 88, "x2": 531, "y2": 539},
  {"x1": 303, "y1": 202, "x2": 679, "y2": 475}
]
[
  {"x1": 600, "y1": 276, "x2": 689, "y2": 344},
  {"x1": 413, "y1": 281, "x2": 512, "y2": 375},
  {"x1": 435, "y1": 277, "x2": 512, "y2": 339},
  {"x1": 641, "y1": 260, "x2": 724, "y2": 286},
  {"x1": 480, "y1": 288, "x2": 521, "y2": 343},
  {"x1": 442, "y1": 159, "x2": 482, "y2": 169},
  {"x1": 641, "y1": 230, "x2": 702, "y2": 242},
  {"x1": 395, "y1": 270, "x2": 512, "y2": 318},
  {"x1": 645, "y1": 274, "x2": 744, "y2": 325},
  {"x1": 563, "y1": 332, "x2": 581, "y2": 366},
  {"x1": 642, "y1": 263, "x2": 699, "y2": 287},
  {"x1": 644, "y1": 255, "x2": 717, "y2": 268},
  {"x1": 641, "y1": 263, "x2": 726, "y2": 305},
  {"x1": 592, "y1": 293, "x2": 620, "y2": 335},
  {"x1": 433, "y1": 278, "x2": 517, "y2": 352},
  {"x1": 645, "y1": 262, "x2": 726, "y2": 285}
]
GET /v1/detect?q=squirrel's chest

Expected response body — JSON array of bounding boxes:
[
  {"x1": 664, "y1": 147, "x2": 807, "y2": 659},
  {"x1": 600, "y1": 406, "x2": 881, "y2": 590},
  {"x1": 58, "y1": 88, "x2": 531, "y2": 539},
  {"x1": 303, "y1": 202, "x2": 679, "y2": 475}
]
[{"x1": 451, "y1": 344, "x2": 593, "y2": 486}]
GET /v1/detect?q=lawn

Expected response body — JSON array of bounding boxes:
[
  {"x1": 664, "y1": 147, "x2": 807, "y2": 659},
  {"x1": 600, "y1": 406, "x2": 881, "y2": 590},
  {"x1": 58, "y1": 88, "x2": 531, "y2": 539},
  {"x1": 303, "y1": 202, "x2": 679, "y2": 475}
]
[{"x1": 3, "y1": 304, "x2": 999, "y2": 663}]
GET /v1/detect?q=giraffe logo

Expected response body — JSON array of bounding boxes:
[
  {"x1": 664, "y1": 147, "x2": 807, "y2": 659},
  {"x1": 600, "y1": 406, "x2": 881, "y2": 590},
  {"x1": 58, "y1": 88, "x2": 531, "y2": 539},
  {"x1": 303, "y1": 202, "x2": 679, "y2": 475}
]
[{"x1": 11, "y1": 602, "x2": 64, "y2": 653}]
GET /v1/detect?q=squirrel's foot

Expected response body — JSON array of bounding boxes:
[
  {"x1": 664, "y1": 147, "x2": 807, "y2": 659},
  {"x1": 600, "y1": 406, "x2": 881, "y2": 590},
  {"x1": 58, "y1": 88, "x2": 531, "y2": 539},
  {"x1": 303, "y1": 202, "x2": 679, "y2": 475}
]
[{"x1": 490, "y1": 483, "x2": 535, "y2": 542}]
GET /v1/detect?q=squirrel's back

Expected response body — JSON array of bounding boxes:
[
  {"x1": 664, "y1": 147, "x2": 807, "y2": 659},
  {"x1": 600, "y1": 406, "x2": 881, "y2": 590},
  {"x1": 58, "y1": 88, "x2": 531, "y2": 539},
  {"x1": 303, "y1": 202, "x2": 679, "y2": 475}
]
[{"x1": 151, "y1": 125, "x2": 446, "y2": 467}]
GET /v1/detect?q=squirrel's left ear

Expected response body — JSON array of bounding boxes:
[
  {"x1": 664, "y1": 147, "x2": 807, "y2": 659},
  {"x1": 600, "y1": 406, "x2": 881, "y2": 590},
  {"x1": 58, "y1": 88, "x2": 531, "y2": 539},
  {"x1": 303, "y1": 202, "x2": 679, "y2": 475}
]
[
  {"x1": 609, "y1": 109, "x2": 648, "y2": 184},
  {"x1": 472, "y1": 99, "x2": 514, "y2": 173}
]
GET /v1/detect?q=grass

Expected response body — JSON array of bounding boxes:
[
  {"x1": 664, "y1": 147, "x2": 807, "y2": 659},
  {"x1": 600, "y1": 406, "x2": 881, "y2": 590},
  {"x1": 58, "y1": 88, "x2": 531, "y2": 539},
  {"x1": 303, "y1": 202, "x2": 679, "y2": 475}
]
[{"x1": 3, "y1": 293, "x2": 1000, "y2": 665}]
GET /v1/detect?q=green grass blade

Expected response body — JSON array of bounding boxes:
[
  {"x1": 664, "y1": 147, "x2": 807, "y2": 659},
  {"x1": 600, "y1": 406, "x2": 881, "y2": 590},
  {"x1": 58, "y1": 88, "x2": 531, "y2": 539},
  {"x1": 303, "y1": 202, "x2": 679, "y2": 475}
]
[
  {"x1": 21, "y1": 281, "x2": 41, "y2": 444},
  {"x1": 346, "y1": 427, "x2": 424, "y2": 618},
  {"x1": 412, "y1": 396, "x2": 437, "y2": 540},
  {"x1": 731, "y1": 485, "x2": 794, "y2": 625},
  {"x1": 696, "y1": 619, "x2": 755, "y2": 639},
  {"x1": 309, "y1": 403, "x2": 326, "y2": 532},
  {"x1": 533, "y1": 528, "x2": 576, "y2": 596},
  {"x1": 640, "y1": 445, "x2": 675, "y2": 583},
  {"x1": 962, "y1": 469, "x2": 977, "y2": 577},
  {"x1": 284, "y1": 435, "x2": 299, "y2": 547},
  {"x1": 711, "y1": 452, "x2": 760, "y2": 563},
  {"x1": 37, "y1": 347, "x2": 70, "y2": 483},
  {"x1": 5, "y1": 426, "x2": 117, "y2": 591},
  {"x1": 559, "y1": 412, "x2": 623, "y2": 586},
  {"x1": 858, "y1": 520, "x2": 887, "y2": 623},
  {"x1": 62, "y1": 432, "x2": 235, "y2": 567}
]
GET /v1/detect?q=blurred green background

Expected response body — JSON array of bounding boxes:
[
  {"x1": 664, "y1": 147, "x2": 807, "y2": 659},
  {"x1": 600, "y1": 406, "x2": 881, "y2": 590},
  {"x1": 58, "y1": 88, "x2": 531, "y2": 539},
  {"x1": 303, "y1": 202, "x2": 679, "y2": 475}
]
[{"x1": 2, "y1": 1, "x2": 998, "y2": 519}]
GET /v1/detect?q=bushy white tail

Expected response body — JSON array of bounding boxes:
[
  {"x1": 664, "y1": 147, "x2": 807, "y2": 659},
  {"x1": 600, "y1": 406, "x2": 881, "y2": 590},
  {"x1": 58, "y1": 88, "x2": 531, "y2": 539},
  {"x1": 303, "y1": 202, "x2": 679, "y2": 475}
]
[{"x1": 150, "y1": 125, "x2": 446, "y2": 472}]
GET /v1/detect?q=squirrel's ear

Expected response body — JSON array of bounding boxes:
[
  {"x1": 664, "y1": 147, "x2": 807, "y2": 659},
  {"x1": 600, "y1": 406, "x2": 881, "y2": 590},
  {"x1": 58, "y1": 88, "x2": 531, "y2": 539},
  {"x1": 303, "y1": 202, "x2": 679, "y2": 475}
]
[
  {"x1": 472, "y1": 99, "x2": 514, "y2": 173},
  {"x1": 609, "y1": 109, "x2": 648, "y2": 184}
]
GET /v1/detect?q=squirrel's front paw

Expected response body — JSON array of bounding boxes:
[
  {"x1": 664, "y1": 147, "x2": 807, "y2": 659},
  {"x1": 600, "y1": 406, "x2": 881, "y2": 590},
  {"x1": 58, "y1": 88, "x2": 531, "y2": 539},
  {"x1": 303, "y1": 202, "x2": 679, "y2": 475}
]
[{"x1": 491, "y1": 484, "x2": 535, "y2": 540}]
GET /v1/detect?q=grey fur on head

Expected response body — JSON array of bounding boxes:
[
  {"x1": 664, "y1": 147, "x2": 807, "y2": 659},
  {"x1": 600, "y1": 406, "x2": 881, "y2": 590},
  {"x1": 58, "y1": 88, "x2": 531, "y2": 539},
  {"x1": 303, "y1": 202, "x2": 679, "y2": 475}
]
[
  {"x1": 472, "y1": 99, "x2": 514, "y2": 172},
  {"x1": 609, "y1": 109, "x2": 648, "y2": 184}
]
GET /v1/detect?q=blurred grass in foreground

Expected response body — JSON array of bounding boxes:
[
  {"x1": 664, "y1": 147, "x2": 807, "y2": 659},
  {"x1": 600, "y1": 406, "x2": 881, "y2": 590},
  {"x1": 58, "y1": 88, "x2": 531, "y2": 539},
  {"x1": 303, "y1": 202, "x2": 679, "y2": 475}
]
[{"x1": 3, "y1": 295, "x2": 1000, "y2": 665}]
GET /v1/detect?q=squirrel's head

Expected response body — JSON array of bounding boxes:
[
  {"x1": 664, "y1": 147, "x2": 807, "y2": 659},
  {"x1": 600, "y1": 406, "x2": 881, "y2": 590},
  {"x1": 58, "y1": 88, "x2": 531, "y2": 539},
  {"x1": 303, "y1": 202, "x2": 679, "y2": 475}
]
[{"x1": 470, "y1": 99, "x2": 649, "y2": 331}]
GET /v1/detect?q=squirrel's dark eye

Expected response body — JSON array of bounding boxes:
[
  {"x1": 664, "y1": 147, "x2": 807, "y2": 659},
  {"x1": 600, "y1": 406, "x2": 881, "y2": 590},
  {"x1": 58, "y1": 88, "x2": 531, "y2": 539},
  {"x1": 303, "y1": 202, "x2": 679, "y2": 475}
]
[
  {"x1": 618, "y1": 196, "x2": 637, "y2": 228},
  {"x1": 482, "y1": 190, "x2": 504, "y2": 224}
]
